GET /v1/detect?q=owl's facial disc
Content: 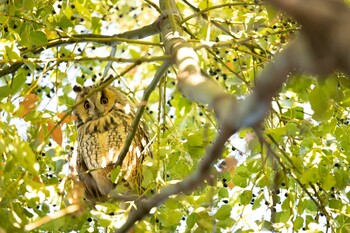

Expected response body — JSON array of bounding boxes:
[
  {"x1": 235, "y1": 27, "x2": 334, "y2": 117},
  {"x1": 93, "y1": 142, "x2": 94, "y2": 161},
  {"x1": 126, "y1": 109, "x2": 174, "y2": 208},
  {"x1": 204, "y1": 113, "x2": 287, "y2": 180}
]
[{"x1": 91, "y1": 90, "x2": 114, "y2": 118}]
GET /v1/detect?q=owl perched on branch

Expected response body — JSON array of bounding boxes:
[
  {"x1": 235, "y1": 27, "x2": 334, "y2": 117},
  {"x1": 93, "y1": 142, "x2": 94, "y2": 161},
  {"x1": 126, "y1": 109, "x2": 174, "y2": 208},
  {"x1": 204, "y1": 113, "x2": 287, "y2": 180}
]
[{"x1": 73, "y1": 85, "x2": 151, "y2": 202}]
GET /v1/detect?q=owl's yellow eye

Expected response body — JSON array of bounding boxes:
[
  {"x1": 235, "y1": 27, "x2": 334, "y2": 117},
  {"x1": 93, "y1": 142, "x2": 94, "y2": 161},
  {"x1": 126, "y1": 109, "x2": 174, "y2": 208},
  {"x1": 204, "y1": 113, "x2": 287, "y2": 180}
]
[
  {"x1": 84, "y1": 101, "x2": 91, "y2": 109},
  {"x1": 101, "y1": 97, "x2": 108, "y2": 104}
]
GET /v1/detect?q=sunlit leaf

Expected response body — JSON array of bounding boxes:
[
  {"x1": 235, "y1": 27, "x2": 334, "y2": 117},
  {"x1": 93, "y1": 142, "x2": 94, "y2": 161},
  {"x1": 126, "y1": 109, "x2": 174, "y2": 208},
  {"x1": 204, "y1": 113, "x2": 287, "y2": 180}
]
[
  {"x1": 214, "y1": 205, "x2": 232, "y2": 220},
  {"x1": 309, "y1": 85, "x2": 333, "y2": 121},
  {"x1": 15, "y1": 93, "x2": 39, "y2": 117},
  {"x1": 30, "y1": 30, "x2": 48, "y2": 46},
  {"x1": 240, "y1": 190, "x2": 252, "y2": 205},
  {"x1": 47, "y1": 120, "x2": 63, "y2": 146},
  {"x1": 0, "y1": 1, "x2": 348, "y2": 232}
]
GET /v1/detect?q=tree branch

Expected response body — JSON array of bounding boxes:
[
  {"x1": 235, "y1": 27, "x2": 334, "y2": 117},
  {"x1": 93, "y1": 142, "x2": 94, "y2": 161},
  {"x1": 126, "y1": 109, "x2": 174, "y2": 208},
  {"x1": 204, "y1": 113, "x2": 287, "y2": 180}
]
[
  {"x1": 115, "y1": 123, "x2": 236, "y2": 233},
  {"x1": 268, "y1": 0, "x2": 350, "y2": 74},
  {"x1": 0, "y1": 55, "x2": 170, "y2": 65},
  {"x1": 115, "y1": 61, "x2": 173, "y2": 167},
  {"x1": 0, "y1": 16, "x2": 163, "y2": 77},
  {"x1": 114, "y1": 0, "x2": 350, "y2": 230},
  {"x1": 24, "y1": 204, "x2": 80, "y2": 231},
  {"x1": 159, "y1": 0, "x2": 234, "y2": 116}
]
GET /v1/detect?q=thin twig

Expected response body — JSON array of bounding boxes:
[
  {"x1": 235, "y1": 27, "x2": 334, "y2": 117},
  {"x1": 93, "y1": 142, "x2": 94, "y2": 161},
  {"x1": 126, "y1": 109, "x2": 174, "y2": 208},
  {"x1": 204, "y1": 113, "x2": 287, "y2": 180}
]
[
  {"x1": 24, "y1": 204, "x2": 81, "y2": 231},
  {"x1": 0, "y1": 16, "x2": 163, "y2": 77},
  {"x1": 115, "y1": 61, "x2": 173, "y2": 166},
  {"x1": 181, "y1": 2, "x2": 263, "y2": 24},
  {"x1": 255, "y1": 129, "x2": 334, "y2": 230},
  {"x1": 143, "y1": 0, "x2": 163, "y2": 14},
  {"x1": 0, "y1": 55, "x2": 170, "y2": 65}
]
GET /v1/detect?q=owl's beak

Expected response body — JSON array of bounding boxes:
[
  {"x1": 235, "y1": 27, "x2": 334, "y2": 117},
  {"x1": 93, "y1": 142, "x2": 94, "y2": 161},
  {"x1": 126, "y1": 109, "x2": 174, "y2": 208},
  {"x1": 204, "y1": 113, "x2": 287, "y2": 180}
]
[
  {"x1": 94, "y1": 103, "x2": 105, "y2": 118},
  {"x1": 92, "y1": 92, "x2": 106, "y2": 118}
]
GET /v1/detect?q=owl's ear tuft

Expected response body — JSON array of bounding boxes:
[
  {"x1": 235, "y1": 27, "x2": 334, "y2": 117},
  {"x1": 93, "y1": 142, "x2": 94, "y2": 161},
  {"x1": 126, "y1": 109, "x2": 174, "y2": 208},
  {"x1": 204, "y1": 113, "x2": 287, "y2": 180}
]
[{"x1": 73, "y1": 85, "x2": 83, "y2": 92}]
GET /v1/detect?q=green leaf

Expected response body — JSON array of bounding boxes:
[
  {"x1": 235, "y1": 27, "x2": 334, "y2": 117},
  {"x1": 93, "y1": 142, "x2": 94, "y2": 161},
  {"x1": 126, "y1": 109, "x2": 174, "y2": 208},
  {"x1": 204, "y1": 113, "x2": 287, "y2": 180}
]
[
  {"x1": 214, "y1": 205, "x2": 232, "y2": 220},
  {"x1": 23, "y1": 0, "x2": 35, "y2": 10},
  {"x1": 329, "y1": 199, "x2": 342, "y2": 209},
  {"x1": 266, "y1": 5, "x2": 278, "y2": 20},
  {"x1": 232, "y1": 169, "x2": 249, "y2": 187},
  {"x1": 294, "y1": 106, "x2": 304, "y2": 120},
  {"x1": 57, "y1": 15, "x2": 74, "y2": 29},
  {"x1": 300, "y1": 167, "x2": 319, "y2": 185},
  {"x1": 293, "y1": 216, "x2": 304, "y2": 230},
  {"x1": 0, "y1": 85, "x2": 11, "y2": 100},
  {"x1": 252, "y1": 192, "x2": 264, "y2": 210},
  {"x1": 20, "y1": 30, "x2": 31, "y2": 47},
  {"x1": 196, "y1": 211, "x2": 212, "y2": 231},
  {"x1": 11, "y1": 70, "x2": 27, "y2": 94},
  {"x1": 42, "y1": 203, "x2": 50, "y2": 213},
  {"x1": 306, "y1": 200, "x2": 317, "y2": 212},
  {"x1": 321, "y1": 173, "x2": 336, "y2": 191},
  {"x1": 218, "y1": 187, "x2": 229, "y2": 198},
  {"x1": 323, "y1": 75, "x2": 338, "y2": 99},
  {"x1": 186, "y1": 132, "x2": 203, "y2": 147},
  {"x1": 286, "y1": 122, "x2": 298, "y2": 136},
  {"x1": 91, "y1": 17, "x2": 102, "y2": 34},
  {"x1": 10, "y1": 140, "x2": 39, "y2": 175},
  {"x1": 245, "y1": 158, "x2": 261, "y2": 173},
  {"x1": 240, "y1": 190, "x2": 252, "y2": 205},
  {"x1": 334, "y1": 170, "x2": 345, "y2": 189},
  {"x1": 30, "y1": 30, "x2": 48, "y2": 46},
  {"x1": 290, "y1": 156, "x2": 303, "y2": 171},
  {"x1": 109, "y1": 165, "x2": 121, "y2": 183},
  {"x1": 186, "y1": 213, "x2": 198, "y2": 229},
  {"x1": 265, "y1": 126, "x2": 286, "y2": 140},
  {"x1": 98, "y1": 218, "x2": 112, "y2": 227},
  {"x1": 309, "y1": 85, "x2": 333, "y2": 121},
  {"x1": 23, "y1": 207, "x2": 34, "y2": 218},
  {"x1": 5, "y1": 43, "x2": 21, "y2": 59},
  {"x1": 158, "y1": 209, "x2": 182, "y2": 227}
]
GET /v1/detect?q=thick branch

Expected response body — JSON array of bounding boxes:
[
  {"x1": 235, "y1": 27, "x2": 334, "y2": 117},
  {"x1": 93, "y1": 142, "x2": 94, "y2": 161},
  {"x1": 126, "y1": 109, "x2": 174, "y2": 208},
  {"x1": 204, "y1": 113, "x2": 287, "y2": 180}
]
[
  {"x1": 159, "y1": 0, "x2": 234, "y2": 118},
  {"x1": 117, "y1": 0, "x2": 350, "y2": 231},
  {"x1": 269, "y1": 0, "x2": 350, "y2": 74},
  {"x1": 113, "y1": 1, "x2": 240, "y2": 231}
]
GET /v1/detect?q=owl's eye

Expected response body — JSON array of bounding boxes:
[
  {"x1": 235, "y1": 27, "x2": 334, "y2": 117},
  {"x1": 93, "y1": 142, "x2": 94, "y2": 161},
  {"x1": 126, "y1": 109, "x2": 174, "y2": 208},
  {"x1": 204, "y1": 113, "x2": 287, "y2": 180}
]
[
  {"x1": 101, "y1": 97, "x2": 108, "y2": 104},
  {"x1": 84, "y1": 101, "x2": 91, "y2": 109}
]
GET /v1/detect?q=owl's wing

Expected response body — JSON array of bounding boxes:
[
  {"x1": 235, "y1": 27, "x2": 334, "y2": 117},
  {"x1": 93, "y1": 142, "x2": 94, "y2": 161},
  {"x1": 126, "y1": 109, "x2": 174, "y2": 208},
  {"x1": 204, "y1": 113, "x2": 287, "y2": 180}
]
[
  {"x1": 115, "y1": 120, "x2": 151, "y2": 194},
  {"x1": 76, "y1": 154, "x2": 104, "y2": 202}
]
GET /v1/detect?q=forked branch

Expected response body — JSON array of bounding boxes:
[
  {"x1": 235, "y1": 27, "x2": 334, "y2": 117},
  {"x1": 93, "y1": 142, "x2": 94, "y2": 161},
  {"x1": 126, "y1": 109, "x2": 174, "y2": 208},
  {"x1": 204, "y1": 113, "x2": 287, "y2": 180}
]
[{"x1": 115, "y1": 0, "x2": 350, "y2": 231}]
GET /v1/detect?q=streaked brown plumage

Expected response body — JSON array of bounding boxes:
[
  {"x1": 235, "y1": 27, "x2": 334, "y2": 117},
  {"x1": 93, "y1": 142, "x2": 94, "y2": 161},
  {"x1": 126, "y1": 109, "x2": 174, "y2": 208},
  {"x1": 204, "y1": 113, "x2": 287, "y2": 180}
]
[{"x1": 73, "y1": 85, "x2": 150, "y2": 202}]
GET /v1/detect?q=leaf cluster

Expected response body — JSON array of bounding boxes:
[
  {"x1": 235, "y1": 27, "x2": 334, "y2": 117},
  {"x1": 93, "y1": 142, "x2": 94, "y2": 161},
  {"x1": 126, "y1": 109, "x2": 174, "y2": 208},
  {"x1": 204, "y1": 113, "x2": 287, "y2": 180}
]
[{"x1": 0, "y1": 0, "x2": 349, "y2": 232}]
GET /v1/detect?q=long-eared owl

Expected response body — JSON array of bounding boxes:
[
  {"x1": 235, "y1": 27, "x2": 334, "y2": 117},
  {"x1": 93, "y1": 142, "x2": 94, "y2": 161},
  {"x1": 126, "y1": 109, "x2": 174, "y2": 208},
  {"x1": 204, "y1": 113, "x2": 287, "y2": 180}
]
[{"x1": 73, "y1": 85, "x2": 150, "y2": 202}]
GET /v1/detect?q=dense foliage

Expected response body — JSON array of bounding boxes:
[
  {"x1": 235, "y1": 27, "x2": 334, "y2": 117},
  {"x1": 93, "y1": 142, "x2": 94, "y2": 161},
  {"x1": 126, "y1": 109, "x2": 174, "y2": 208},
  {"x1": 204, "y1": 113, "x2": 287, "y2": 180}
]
[{"x1": 0, "y1": 0, "x2": 349, "y2": 232}]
